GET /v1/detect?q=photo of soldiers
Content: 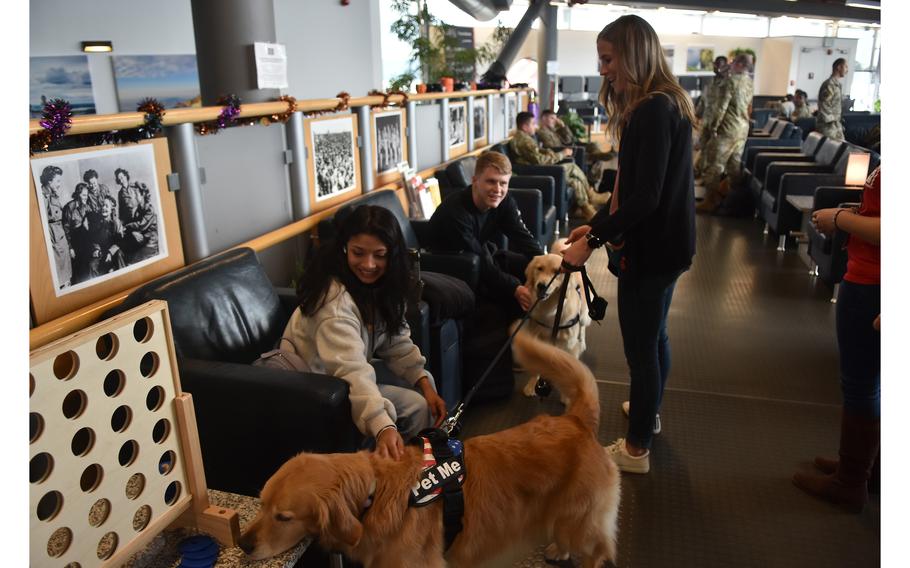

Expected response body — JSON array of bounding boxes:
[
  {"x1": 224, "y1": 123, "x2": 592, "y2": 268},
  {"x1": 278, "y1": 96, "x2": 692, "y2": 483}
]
[
  {"x1": 449, "y1": 102, "x2": 467, "y2": 148},
  {"x1": 374, "y1": 111, "x2": 403, "y2": 174},
  {"x1": 311, "y1": 117, "x2": 357, "y2": 201},
  {"x1": 474, "y1": 102, "x2": 486, "y2": 141},
  {"x1": 30, "y1": 143, "x2": 168, "y2": 296}
]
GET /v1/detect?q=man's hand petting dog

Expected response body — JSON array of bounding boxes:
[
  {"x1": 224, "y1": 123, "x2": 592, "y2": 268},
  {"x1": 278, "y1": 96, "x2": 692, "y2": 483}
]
[{"x1": 514, "y1": 284, "x2": 532, "y2": 311}]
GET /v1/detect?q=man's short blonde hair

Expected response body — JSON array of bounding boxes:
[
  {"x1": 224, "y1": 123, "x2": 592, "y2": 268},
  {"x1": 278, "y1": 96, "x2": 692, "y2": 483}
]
[{"x1": 474, "y1": 151, "x2": 512, "y2": 176}]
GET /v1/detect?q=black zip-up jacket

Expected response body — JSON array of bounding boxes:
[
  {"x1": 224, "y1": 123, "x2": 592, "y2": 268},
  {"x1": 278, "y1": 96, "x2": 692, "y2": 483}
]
[
  {"x1": 589, "y1": 94, "x2": 696, "y2": 277},
  {"x1": 429, "y1": 188, "x2": 543, "y2": 298}
]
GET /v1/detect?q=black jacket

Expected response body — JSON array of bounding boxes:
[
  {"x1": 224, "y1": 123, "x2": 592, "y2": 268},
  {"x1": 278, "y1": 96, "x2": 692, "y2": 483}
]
[
  {"x1": 590, "y1": 94, "x2": 696, "y2": 277},
  {"x1": 429, "y1": 188, "x2": 543, "y2": 297}
]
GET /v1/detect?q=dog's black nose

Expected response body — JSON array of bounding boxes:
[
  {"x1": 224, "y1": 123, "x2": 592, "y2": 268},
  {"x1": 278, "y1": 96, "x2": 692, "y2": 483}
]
[
  {"x1": 537, "y1": 282, "x2": 548, "y2": 296},
  {"x1": 238, "y1": 534, "x2": 255, "y2": 555}
]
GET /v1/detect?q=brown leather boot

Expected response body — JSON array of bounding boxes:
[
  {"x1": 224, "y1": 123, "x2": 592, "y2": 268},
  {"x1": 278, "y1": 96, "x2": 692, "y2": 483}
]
[
  {"x1": 814, "y1": 451, "x2": 880, "y2": 494},
  {"x1": 793, "y1": 410, "x2": 880, "y2": 512},
  {"x1": 587, "y1": 186, "x2": 611, "y2": 206}
]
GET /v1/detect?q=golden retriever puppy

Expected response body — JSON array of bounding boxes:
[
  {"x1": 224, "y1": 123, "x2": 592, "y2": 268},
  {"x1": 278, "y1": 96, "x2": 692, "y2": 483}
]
[
  {"x1": 239, "y1": 331, "x2": 620, "y2": 568},
  {"x1": 520, "y1": 252, "x2": 592, "y2": 399}
]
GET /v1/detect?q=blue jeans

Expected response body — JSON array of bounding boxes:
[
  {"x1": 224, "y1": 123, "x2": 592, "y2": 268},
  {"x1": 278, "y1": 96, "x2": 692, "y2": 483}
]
[
  {"x1": 836, "y1": 281, "x2": 881, "y2": 417},
  {"x1": 618, "y1": 269, "x2": 682, "y2": 450}
]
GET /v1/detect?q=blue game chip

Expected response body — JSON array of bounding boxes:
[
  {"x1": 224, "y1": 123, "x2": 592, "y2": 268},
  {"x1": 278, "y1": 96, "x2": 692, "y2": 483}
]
[{"x1": 179, "y1": 535, "x2": 216, "y2": 554}]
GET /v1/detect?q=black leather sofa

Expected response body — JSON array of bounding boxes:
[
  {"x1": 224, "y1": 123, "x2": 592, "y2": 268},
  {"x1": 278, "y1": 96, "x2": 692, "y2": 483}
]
[
  {"x1": 750, "y1": 135, "x2": 846, "y2": 214},
  {"x1": 101, "y1": 247, "x2": 364, "y2": 497}
]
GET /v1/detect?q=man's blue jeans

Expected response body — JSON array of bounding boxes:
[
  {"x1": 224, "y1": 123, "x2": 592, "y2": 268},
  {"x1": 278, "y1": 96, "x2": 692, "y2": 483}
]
[{"x1": 618, "y1": 269, "x2": 682, "y2": 450}]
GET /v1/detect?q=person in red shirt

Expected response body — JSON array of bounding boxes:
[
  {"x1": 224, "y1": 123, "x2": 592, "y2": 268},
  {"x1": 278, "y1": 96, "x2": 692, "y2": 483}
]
[{"x1": 794, "y1": 165, "x2": 880, "y2": 512}]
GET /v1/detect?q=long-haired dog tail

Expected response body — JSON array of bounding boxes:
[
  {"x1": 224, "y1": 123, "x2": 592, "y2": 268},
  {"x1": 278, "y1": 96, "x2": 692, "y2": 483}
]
[{"x1": 510, "y1": 323, "x2": 600, "y2": 432}]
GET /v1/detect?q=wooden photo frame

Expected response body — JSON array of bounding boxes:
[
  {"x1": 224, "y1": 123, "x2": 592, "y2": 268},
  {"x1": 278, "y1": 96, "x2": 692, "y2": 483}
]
[
  {"x1": 448, "y1": 101, "x2": 468, "y2": 158},
  {"x1": 304, "y1": 114, "x2": 362, "y2": 213},
  {"x1": 371, "y1": 108, "x2": 408, "y2": 187},
  {"x1": 472, "y1": 98, "x2": 487, "y2": 147},
  {"x1": 29, "y1": 138, "x2": 184, "y2": 325},
  {"x1": 505, "y1": 93, "x2": 518, "y2": 134}
]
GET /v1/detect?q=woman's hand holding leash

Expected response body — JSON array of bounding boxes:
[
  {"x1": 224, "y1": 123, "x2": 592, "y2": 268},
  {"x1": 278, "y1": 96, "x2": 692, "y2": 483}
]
[{"x1": 562, "y1": 225, "x2": 595, "y2": 272}]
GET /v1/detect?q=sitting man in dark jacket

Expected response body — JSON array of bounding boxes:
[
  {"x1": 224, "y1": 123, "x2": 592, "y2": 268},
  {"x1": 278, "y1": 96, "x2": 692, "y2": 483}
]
[{"x1": 429, "y1": 151, "x2": 543, "y2": 317}]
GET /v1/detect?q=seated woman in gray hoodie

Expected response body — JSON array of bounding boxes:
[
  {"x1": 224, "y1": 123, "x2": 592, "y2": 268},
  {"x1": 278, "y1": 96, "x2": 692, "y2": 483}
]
[{"x1": 282, "y1": 205, "x2": 446, "y2": 460}]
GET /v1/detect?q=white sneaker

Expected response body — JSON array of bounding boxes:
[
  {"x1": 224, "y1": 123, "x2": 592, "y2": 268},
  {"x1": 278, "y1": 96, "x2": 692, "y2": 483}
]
[
  {"x1": 621, "y1": 401, "x2": 661, "y2": 435},
  {"x1": 604, "y1": 438, "x2": 650, "y2": 474}
]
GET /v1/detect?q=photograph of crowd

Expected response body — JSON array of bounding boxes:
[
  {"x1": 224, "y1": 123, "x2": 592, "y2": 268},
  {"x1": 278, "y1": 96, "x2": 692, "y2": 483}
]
[
  {"x1": 311, "y1": 117, "x2": 357, "y2": 201},
  {"x1": 31, "y1": 144, "x2": 167, "y2": 296},
  {"x1": 374, "y1": 111, "x2": 404, "y2": 175},
  {"x1": 449, "y1": 102, "x2": 467, "y2": 148},
  {"x1": 473, "y1": 102, "x2": 486, "y2": 141}
]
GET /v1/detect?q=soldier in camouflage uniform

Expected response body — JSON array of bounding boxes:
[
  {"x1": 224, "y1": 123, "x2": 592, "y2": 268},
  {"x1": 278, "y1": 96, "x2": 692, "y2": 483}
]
[
  {"x1": 694, "y1": 56, "x2": 729, "y2": 179},
  {"x1": 817, "y1": 58, "x2": 847, "y2": 141},
  {"x1": 697, "y1": 54, "x2": 754, "y2": 214},
  {"x1": 510, "y1": 111, "x2": 606, "y2": 221},
  {"x1": 792, "y1": 89, "x2": 812, "y2": 121},
  {"x1": 538, "y1": 110, "x2": 615, "y2": 189}
]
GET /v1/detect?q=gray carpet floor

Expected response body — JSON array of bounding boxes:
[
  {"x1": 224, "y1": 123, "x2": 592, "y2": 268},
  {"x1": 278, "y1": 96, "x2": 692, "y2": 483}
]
[{"x1": 459, "y1": 214, "x2": 880, "y2": 568}]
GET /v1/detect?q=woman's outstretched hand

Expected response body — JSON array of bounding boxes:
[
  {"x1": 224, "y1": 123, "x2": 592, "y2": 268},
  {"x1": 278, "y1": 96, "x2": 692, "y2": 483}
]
[{"x1": 418, "y1": 377, "x2": 448, "y2": 427}]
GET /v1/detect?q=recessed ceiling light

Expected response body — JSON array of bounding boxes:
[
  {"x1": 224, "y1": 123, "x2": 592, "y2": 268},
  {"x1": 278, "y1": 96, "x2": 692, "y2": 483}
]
[{"x1": 81, "y1": 41, "x2": 113, "y2": 53}]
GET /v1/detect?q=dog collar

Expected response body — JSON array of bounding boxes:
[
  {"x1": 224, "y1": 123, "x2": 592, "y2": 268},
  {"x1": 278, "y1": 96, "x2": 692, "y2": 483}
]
[{"x1": 531, "y1": 313, "x2": 580, "y2": 330}]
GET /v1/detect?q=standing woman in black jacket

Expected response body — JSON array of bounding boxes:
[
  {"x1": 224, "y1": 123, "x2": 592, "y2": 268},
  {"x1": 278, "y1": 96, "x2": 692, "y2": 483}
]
[{"x1": 562, "y1": 14, "x2": 696, "y2": 474}]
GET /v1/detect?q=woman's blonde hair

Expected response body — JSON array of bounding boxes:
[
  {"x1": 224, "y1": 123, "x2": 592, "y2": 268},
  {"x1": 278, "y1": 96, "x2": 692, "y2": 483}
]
[{"x1": 597, "y1": 15, "x2": 695, "y2": 141}]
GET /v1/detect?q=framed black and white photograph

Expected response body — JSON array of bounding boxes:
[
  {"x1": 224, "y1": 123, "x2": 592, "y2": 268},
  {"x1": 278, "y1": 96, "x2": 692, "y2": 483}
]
[
  {"x1": 449, "y1": 101, "x2": 468, "y2": 158},
  {"x1": 29, "y1": 139, "x2": 184, "y2": 324},
  {"x1": 473, "y1": 99, "x2": 487, "y2": 146},
  {"x1": 506, "y1": 93, "x2": 517, "y2": 133},
  {"x1": 371, "y1": 108, "x2": 408, "y2": 186},
  {"x1": 303, "y1": 114, "x2": 362, "y2": 213}
]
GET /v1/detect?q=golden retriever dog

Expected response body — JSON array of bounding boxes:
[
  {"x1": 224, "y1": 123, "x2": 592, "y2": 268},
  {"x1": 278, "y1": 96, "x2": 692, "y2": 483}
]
[
  {"x1": 239, "y1": 331, "x2": 620, "y2": 568},
  {"x1": 520, "y1": 251, "x2": 592, "y2": 399}
]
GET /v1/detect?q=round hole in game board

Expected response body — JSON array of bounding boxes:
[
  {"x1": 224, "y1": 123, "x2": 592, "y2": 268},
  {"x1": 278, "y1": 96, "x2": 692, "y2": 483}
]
[
  {"x1": 89, "y1": 498, "x2": 111, "y2": 527},
  {"x1": 139, "y1": 351, "x2": 160, "y2": 378},
  {"x1": 63, "y1": 562, "x2": 81, "y2": 568},
  {"x1": 46, "y1": 526, "x2": 72, "y2": 557},
  {"x1": 62, "y1": 389, "x2": 87, "y2": 419},
  {"x1": 133, "y1": 316, "x2": 154, "y2": 343},
  {"x1": 152, "y1": 418, "x2": 171, "y2": 444},
  {"x1": 103, "y1": 369, "x2": 126, "y2": 397},
  {"x1": 30, "y1": 412, "x2": 44, "y2": 444},
  {"x1": 80, "y1": 463, "x2": 104, "y2": 492},
  {"x1": 96, "y1": 531, "x2": 118, "y2": 560},
  {"x1": 36, "y1": 490, "x2": 63, "y2": 521},
  {"x1": 53, "y1": 350, "x2": 79, "y2": 380},
  {"x1": 146, "y1": 385, "x2": 165, "y2": 411},
  {"x1": 111, "y1": 405, "x2": 132, "y2": 433},
  {"x1": 30, "y1": 373, "x2": 35, "y2": 397},
  {"x1": 118, "y1": 439, "x2": 139, "y2": 467},
  {"x1": 133, "y1": 504, "x2": 152, "y2": 531},
  {"x1": 30, "y1": 452, "x2": 53, "y2": 483},
  {"x1": 95, "y1": 332, "x2": 119, "y2": 360},
  {"x1": 158, "y1": 450, "x2": 177, "y2": 476},
  {"x1": 71, "y1": 427, "x2": 96, "y2": 457},
  {"x1": 164, "y1": 481, "x2": 182, "y2": 505},
  {"x1": 126, "y1": 472, "x2": 146, "y2": 500}
]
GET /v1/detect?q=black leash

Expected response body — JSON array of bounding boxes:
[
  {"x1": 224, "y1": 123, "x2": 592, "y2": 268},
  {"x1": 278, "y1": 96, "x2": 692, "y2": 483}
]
[{"x1": 442, "y1": 264, "x2": 607, "y2": 436}]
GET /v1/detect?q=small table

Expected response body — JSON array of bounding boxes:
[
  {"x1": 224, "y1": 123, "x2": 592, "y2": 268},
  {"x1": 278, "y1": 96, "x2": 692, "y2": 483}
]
[
  {"x1": 785, "y1": 194, "x2": 815, "y2": 269},
  {"x1": 126, "y1": 490, "x2": 310, "y2": 568}
]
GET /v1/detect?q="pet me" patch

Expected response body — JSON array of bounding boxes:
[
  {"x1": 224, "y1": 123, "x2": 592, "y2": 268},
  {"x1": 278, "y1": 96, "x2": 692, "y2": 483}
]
[{"x1": 409, "y1": 437, "x2": 465, "y2": 507}]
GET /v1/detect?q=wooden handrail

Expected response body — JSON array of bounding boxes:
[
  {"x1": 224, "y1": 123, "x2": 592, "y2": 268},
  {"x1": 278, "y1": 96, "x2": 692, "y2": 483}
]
[{"x1": 29, "y1": 88, "x2": 530, "y2": 136}]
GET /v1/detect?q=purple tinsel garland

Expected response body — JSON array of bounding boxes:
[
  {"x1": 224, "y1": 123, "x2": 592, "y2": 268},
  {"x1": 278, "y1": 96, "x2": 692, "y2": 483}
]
[{"x1": 215, "y1": 95, "x2": 241, "y2": 129}]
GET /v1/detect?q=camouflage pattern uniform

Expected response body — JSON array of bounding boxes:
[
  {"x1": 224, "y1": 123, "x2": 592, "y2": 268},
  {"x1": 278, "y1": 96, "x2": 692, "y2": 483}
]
[
  {"x1": 694, "y1": 76, "x2": 725, "y2": 178},
  {"x1": 509, "y1": 130, "x2": 591, "y2": 209},
  {"x1": 792, "y1": 101, "x2": 811, "y2": 121},
  {"x1": 816, "y1": 75, "x2": 844, "y2": 141},
  {"x1": 539, "y1": 122, "x2": 615, "y2": 188},
  {"x1": 698, "y1": 71, "x2": 754, "y2": 212}
]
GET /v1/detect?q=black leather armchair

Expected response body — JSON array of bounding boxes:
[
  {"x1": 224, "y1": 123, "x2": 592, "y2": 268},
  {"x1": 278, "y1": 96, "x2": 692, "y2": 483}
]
[
  {"x1": 438, "y1": 157, "x2": 557, "y2": 250},
  {"x1": 751, "y1": 137, "x2": 845, "y2": 214},
  {"x1": 490, "y1": 142, "x2": 571, "y2": 232},
  {"x1": 100, "y1": 247, "x2": 363, "y2": 497},
  {"x1": 743, "y1": 131, "x2": 824, "y2": 184}
]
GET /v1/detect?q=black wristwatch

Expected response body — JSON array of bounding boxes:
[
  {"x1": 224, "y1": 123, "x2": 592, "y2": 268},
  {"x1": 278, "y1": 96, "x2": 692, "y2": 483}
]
[{"x1": 585, "y1": 232, "x2": 604, "y2": 249}]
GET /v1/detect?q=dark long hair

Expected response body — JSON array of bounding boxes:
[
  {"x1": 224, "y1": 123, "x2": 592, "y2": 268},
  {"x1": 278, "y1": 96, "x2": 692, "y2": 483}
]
[{"x1": 297, "y1": 205, "x2": 409, "y2": 334}]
